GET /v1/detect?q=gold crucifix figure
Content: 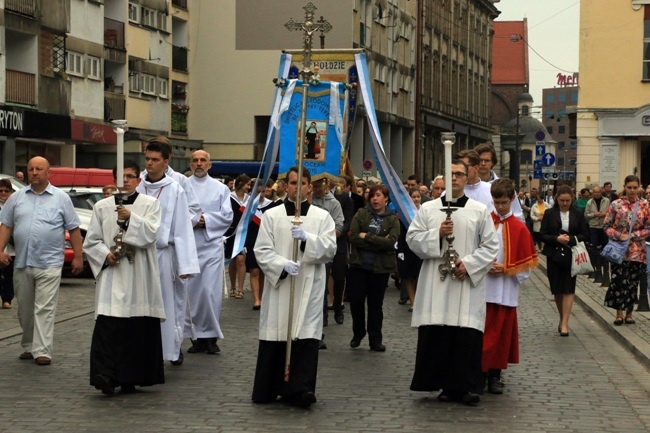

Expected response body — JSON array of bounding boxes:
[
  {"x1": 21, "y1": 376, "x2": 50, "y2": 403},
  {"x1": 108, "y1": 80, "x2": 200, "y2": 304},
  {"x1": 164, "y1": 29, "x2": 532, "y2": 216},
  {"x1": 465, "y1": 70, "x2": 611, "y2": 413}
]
[{"x1": 284, "y1": 2, "x2": 332, "y2": 82}]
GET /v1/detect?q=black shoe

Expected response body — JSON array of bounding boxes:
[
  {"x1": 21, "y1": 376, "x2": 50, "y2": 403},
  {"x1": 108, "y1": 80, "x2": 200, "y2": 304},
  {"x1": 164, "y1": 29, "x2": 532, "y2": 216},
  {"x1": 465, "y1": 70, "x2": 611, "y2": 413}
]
[
  {"x1": 94, "y1": 374, "x2": 115, "y2": 395},
  {"x1": 461, "y1": 392, "x2": 480, "y2": 406},
  {"x1": 350, "y1": 337, "x2": 362, "y2": 348},
  {"x1": 334, "y1": 312, "x2": 344, "y2": 325},
  {"x1": 437, "y1": 390, "x2": 452, "y2": 402},
  {"x1": 188, "y1": 339, "x2": 207, "y2": 353},
  {"x1": 487, "y1": 377, "x2": 504, "y2": 395},
  {"x1": 170, "y1": 350, "x2": 184, "y2": 366},
  {"x1": 319, "y1": 339, "x2": 327, "y2": 350},
  {"x1": 369, "y1": 344, "x2": 386, "y2": 352},
  {"x1": 206, "y1": 338, "x2": 221, "y2": 354},
  {"x1": 293, "y1": 391, "x2": 317, "y2": 408}
]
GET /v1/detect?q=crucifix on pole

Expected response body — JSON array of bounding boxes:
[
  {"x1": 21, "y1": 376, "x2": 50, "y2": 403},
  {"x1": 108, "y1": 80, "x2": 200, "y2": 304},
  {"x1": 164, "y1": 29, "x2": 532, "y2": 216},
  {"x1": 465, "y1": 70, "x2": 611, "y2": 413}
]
[{"x1": 281, "y1": 2, "x2": 332, "y2": 383}]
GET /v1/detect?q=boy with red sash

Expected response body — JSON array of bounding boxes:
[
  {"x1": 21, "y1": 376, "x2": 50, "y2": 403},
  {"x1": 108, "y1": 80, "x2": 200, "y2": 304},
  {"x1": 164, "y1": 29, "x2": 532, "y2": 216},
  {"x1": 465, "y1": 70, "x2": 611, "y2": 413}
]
[{"x1": 483, "y1": 179, "x2": 538, "y2": 394}]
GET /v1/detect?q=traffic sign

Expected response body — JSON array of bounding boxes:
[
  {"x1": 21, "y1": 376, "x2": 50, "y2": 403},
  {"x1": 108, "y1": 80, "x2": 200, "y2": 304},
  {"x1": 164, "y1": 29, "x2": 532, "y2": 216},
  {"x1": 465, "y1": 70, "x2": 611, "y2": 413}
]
[
  {"x1": 541, "y1": 152, "x2": 556, "y2": 167},
  {"x1": 362, "y1": 159, "x2": 373, "y2": 170},
  {"x1": 533, "y1": 160, "x2": 542, "y2": 170},
  {"x1": 541, "y1": 166, "x2": 555, "y2": 173},
  {"x1": 533, "y1": 169, "x2": 543, "y2": 179},
  {"x1": 362, "y1": 170, "x2": 372, "y2": 179},
  {"x1": 535, "y1": 143, "x2": 546, "y2": 157},
  {"x1": 535, "y1": 131, "x2": 546, "y2": 141},
  {"x1": 544, "y1": 172, "x2": 559, "y2": 180}
]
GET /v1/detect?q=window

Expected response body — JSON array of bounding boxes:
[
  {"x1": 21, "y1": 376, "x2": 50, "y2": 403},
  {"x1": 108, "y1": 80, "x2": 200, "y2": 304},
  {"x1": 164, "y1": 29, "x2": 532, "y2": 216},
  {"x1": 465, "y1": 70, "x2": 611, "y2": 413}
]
[
  {"x1": 557, "y1": 141, "x2": 565, "y2": 149},
  {"x1": 571, "y1": 140, "x2": 577, "y2": 149},
  {"x1": 53, "y1": 47, "x2": 65, "y2": 73},
  {"x1": 87, "y1": 56, "x2": 101, "y2": 80},
  {"x1": 158, "y1": 12, "x2": 168, "y2": 32},
  {"x1": 158, "y1": 78, "x2": 169, "y2": 98},
  {"x1": 129, "y1": 73, "x2": 140, "y2": 92},
  {"x1": 128, "y1": 2, "x2": 140, "y2": 23},
  {"x1": 558, "y1": 125, "x2": 566, "y2": 134},
  {"x1": 644, "y1": 6, "x2": 650, "y2": 79},
  {"x1": 571, "y1": 92, "x2": 578, "y2": 102},
  {"x1": 546, "y1": 94, "x2": 554, "y2": 103},
  {"x1": 141, "y1": 73, "x2": 156, "y2": 95},
  {"x1": 142, "y1": 7, "x2": 156, "y2": 28},
  {"x1": 67, "y1": 51, "x2": 84, "y2": 76},
  {"x1": 558, "y1": 93, "x2": 567, "y2": 102},
  {"x1": 547, "y1": 126, "x2": 553, "y2": 135}
]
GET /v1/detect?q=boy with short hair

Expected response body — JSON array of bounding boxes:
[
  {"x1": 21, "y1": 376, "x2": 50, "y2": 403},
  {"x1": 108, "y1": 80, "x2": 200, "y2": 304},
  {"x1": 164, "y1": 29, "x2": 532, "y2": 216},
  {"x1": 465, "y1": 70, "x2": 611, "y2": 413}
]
[{"x1": 482, "y1": 179, "x2": 538, "y2": 394}]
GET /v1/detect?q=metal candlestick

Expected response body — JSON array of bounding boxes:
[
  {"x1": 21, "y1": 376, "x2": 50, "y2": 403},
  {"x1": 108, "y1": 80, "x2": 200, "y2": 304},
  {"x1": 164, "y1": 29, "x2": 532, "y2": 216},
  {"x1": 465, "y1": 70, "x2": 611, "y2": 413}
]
[
  {"x1": 439, "y1": 204, "x2": 459, "y2": 280},
  {"x1": 110, "y1": 191, "x2": 135, "y2": 264}
]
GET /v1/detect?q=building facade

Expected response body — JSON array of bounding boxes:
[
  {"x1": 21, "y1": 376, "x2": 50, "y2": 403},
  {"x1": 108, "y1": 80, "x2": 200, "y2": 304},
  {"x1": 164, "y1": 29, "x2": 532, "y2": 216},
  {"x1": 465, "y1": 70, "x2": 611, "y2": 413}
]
[
  {"x1": 577, "y1": 0, "x2": 650, "y2": 190},
  {"x1": 542, "y1": 84, "x2": 579, "y2": 185}
]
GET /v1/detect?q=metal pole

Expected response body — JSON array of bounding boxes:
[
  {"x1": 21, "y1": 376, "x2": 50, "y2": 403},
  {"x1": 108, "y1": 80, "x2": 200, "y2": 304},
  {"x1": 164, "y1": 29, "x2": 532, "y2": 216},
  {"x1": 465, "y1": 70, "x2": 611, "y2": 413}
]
[{"x1": 283, "y1": 3, "x2": 331, "y2": 383}]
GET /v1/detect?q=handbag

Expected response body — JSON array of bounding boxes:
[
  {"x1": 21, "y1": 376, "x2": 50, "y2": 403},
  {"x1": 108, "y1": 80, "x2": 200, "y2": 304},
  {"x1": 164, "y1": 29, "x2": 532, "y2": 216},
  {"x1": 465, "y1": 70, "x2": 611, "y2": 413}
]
[
  {"x1": 571, "y1": 237, "x2": 594, "y2": 277},
  {"x1": 601, "y1": 201, "x2": 639, "y2": 265}
]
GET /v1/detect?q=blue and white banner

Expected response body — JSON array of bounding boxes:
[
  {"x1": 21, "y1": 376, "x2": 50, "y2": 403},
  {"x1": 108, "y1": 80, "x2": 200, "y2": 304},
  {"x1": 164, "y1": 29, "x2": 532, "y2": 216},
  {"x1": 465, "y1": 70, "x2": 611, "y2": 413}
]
[
  {"x1": 226, "y1": 54, "x2": 293, "y2": 261},
  {"x1": 355, "y1": 53, "x2": 417, "y2": 226},
  {"x1": 277, "y1": 80, "x2": 347, "y2": 181}
]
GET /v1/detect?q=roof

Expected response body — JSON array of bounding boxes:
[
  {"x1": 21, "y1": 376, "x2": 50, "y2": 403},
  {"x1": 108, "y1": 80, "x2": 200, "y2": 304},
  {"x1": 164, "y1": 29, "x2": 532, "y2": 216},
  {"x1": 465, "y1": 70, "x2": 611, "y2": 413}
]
[{"x1": 492, "y1": 20, "x2": 528, "y2": 85}]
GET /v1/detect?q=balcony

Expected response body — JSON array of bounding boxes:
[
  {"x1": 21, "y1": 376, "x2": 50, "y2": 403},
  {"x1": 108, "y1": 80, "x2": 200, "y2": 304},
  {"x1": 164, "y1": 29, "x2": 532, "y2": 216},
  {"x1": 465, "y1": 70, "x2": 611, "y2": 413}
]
[
  {"x1": 172, "y1": 46, "x2": 188, "y2": 72},
  {"x1": 6, "y1": 0, "x2": 36, "y2": 17},
  {"x1": 171, "y1": 112, "x2": 188, "y2": 133},
  {"x1": 6, "y1": 69, "x2": 36, "y2": 106},
  {"x1": 105, "y1": 92, "x2": 125, "y2": 121},
  {"x1": 104, "y1": 18, "x2": 125, "y2": 50},
  {"x1": 172, "y1": 0, "x2": 188, "y2": 9}
]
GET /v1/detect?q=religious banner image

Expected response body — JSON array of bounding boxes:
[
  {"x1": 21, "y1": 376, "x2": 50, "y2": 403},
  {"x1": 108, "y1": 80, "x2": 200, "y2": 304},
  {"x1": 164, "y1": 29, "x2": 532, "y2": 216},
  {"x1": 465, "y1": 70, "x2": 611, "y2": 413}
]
[
  {"x1": 278, "y1": 80, "x2": 346, "y2": 181},
  {"x1": 298, "y1": 120, "x2": 327, "y2": 162}
]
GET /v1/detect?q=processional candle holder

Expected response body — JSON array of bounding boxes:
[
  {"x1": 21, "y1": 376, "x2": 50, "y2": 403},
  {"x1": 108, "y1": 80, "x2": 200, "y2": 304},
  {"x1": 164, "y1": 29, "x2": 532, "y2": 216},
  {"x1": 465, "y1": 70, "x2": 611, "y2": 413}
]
[
  {"x1": 439, "y1": 131, "x2": 458, "y2": 281},
  {"x1": 110, "y1": 191, "x2": 135, "y2": 264}
]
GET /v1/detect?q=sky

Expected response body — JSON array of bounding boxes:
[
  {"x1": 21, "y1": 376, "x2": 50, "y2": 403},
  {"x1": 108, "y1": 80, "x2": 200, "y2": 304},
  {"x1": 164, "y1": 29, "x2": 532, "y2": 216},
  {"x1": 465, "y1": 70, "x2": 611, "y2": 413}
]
[{"x1": 495, "y1": 0, "x2": 580, "y2": 107}]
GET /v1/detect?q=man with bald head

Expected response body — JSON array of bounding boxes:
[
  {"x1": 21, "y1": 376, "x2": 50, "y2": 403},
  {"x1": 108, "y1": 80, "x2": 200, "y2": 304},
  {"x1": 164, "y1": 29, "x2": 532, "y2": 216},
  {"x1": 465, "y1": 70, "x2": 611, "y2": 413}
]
[
  {"x1": 0, "y1": 156, "x2": 83, "y2": 366},
  {"x1": 184, "y1": 150, "x2": 233, "y2": 355}
]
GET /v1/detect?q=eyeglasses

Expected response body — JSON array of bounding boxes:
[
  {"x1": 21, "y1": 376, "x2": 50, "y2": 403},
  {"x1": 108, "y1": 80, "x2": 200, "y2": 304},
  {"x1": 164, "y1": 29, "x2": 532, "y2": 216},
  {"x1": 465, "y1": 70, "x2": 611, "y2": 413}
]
[
  {"x1": 479, "y1": 159, "x2": 492, "y2": 164},
  {"x1": 451, "y1": 172, "x2": 467, "y2": 178},
  {"x1": 0, "y1": 189, "x2": 11, "y2": 193},
  {"x1": 123, "y1": 174, "x2": 138, "y2": 180}
]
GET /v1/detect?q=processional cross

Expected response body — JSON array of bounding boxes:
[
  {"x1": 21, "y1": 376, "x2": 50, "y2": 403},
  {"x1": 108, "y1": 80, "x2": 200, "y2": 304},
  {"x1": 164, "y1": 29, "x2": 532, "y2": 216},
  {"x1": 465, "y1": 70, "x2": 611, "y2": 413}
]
[{"x1": 281, "y1": 2, "x2": 332, "y2": 383}]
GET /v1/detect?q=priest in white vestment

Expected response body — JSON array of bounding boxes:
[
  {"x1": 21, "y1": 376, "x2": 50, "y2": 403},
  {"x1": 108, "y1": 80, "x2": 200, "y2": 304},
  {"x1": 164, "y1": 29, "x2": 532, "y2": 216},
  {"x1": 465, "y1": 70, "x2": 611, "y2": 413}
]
[
  {"x1": 252, "y1": 166, "x2": 336, "y2": 408},
  {"x1": 85, "y1": 161, "x2": 165, "y2": 394},
  {"x1": 407, "y1": 160, "x2": 499, "y2": 406},
  {"x1": 184, "y1": 150, "x2": 233, "y2": 355},
  {"x1": 137, "y1": 141, "x2": 200, "y2": 365}
]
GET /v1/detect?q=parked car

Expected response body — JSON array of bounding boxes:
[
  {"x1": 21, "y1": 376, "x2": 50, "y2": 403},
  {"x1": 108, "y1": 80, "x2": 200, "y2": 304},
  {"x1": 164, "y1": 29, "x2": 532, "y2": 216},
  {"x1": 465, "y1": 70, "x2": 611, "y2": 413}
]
[
  {"x1": 63, "y1": 207, "x2": 92, "y2": 278},
  {"x1": 63, "y1": 187, "x2": 105, "y2": 210},
  {"x1": 0, "y1": 174, "x2": 27, "y2": 192}
]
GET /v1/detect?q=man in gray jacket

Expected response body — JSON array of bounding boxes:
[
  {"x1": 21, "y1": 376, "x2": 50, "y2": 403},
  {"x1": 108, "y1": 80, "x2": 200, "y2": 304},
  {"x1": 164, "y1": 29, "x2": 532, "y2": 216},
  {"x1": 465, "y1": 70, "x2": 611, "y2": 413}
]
[{"x1": 584, "y1": 186, "x2": 610, "y2": 282}]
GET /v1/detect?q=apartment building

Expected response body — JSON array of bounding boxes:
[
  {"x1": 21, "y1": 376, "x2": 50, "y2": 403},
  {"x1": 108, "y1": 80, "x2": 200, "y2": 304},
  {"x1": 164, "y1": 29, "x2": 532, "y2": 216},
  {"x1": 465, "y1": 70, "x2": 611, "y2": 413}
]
[
  {"x1": 577, "y1": 0, "x2": 650, "y2": 190},
  {"x1": 0, "y1": 0, "x2": 197, "y2": 175}
]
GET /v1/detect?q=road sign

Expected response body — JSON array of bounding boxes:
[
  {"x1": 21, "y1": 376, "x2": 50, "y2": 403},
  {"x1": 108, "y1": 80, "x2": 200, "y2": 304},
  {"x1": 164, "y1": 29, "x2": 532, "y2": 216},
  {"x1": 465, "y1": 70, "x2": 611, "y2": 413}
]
[
  {"x1": 533, "y1": 160, "x2": 542, "y2": 170},
  {"x1": 564, "y1": 171, "x2": 575, "y2": 180},
  {"x1": 544, "y1": 172, "x2": 559, "y2": 180},
  {"x1": 535, "y1": 143, "x2": 546, "y2": 157},
  {"x1": 362, "y1": 170, "x2": 372, "y2": 179},
  {"x1": 541, "y1": 152, "x2": 556, "y2": 167},
  {"x1": 542, "y1": 166, "x2": 555, "y2": 173},
  {"x1": 362, "y1": 159, "x2": 373, "y2": 170},
  {"x1": 533, "y1": 169, "x2": 543, "y2": 179},
  {"x1": 535, "y1": 131, "x2": 546, "y2": 141}
]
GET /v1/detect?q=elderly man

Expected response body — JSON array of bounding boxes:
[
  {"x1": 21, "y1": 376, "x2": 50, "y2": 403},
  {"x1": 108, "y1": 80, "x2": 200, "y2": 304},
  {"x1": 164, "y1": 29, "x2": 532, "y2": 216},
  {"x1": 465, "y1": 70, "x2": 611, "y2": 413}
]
[
  {"x1": 184, "y1": 150, "x2": 233, "y2": 355},
  {"x1": 0, "y1": 157, "x2": 83, "y2": 366},
  {"x1": 430, "y1": 176, "x2": 445, "y2": 199},
  {"x1": 14, "y1": 171, "x2": 24, "y2": 182}
]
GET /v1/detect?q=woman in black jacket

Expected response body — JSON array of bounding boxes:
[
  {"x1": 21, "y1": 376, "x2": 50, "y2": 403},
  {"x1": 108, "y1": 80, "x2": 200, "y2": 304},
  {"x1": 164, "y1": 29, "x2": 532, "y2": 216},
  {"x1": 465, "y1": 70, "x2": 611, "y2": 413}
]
[{"x1": 540, "y1": 185, "x2": 589, "y2": 337}]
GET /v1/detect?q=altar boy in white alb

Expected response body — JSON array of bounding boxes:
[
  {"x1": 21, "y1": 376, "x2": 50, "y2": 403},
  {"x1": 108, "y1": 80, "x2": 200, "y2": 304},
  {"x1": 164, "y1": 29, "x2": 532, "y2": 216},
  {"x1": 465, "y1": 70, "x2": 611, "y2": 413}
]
[
  {"x1": 137, "y1": 140, "x2": 199, "y2": 365},
  {"x1": 184, "y1": 150, "x2": 233, "y2": 355},
  {"x1": 252, "y1": 166, "x2": 337, "y2": 408},
  {"x1": 85, "y1": 161, "x2": 165, "y2": 395}
]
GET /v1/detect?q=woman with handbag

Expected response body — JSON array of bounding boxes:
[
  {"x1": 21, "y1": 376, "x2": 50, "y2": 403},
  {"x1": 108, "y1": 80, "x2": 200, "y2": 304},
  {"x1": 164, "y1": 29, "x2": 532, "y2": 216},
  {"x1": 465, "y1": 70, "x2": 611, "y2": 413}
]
[
  {"x1": 602, "y1": 175, "x2": 650, "y2": 326},
  {"x1": 540, "y1": 185, "x2": 589, "y2": 337}
]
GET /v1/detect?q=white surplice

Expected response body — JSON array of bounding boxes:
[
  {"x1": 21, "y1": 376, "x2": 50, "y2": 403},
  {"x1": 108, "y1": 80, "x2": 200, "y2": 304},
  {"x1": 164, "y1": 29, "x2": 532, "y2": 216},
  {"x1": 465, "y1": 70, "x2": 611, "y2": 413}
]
[
  {"x1": 137, "y1": 175, "x2": 200, "y2": 361},
  {"x1": 456, "y1": 180, "x2": 525, "y2": 223},
  {"x1": 84, "y1": 193, "x2": 165, "y2": 320},
  {"x1": 254, "y1": 202, "x2": 337, "y2": 341},
  {"x1": 183, "y1": 175, "x2": 233, "y2": 339},
  {"x1": 406, "y1": 197, "x2": 499, "y2": 332}
]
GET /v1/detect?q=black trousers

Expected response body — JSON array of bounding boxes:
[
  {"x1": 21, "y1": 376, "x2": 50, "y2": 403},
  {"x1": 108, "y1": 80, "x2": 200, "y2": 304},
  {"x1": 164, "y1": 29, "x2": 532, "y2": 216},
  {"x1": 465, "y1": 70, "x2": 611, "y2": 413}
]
[
  {"x1": 347, "y1": 267, "x2": 389, "y2": 346},
  {"x1": 252, "y1": 339, "x2": 320, "y2": 403}
]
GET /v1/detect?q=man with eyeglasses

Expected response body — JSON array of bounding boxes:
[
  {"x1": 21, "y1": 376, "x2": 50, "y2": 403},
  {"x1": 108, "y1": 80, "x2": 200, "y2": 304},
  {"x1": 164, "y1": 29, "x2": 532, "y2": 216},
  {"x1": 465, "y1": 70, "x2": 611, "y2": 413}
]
[
  {"x1": 475, "y1": 143, "x2": 499, "y2": 184},
  {"x1": 455, "y1": 150, "x2": 525, "y2": 222},
  {"x1": 407, "y1": 159, "x2": 499, "y2": 406},
  {"x1": 84, "y1": 160, "x2": 165, "y2": 394},
  {"x1": 0, "y1": 157, "x2": 83, "y2": 366}
]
